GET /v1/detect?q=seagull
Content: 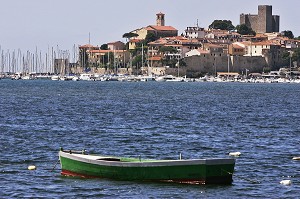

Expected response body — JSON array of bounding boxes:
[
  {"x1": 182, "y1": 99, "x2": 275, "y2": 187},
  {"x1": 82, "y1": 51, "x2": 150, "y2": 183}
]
[
  {"x1": 280, "y1": 180, "x2": 292, "y2": 186},
  {"x1": 229, "y1": 152, "x2": 241, "y2": 157}
]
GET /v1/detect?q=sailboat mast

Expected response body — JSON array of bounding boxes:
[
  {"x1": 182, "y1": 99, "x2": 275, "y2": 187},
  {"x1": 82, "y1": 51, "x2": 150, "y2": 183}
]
[{"x1": 141, "y1": 43, "x2": 144, "y2": 69}]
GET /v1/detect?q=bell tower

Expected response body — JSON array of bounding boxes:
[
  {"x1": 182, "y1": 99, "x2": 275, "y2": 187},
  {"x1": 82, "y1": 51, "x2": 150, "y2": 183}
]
[{"x1": 156, "y1": 12, "x2": 165, "y2": 26}]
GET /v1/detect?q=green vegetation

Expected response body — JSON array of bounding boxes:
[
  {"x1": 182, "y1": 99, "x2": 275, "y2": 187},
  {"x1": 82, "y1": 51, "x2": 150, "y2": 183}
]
[
  {"x1": 122, "y1": 32, "x2": 139, "y2": 41},
  {"x1": 157, "y1": 46, "x2": 178, "y2": 67},
  {"x1": 236, "y1": 24, "x2": 256, "y2": 35},
  {"x1": 132, "y1": 54, "x2": 143, "y2": 68},
  {"x1": 282, "y1": 48, "x2": 300, "y2": 63},
  {"x1": 144, "y1": 33, "x2": 158, "y2": 45},
  {"x1": 158, "y1": 46, "x2": 177, "y2": 54},
  {"x1": 100, "y1": 44, "x2": 108, "y2": 50},
  {"x1": 209, "y1": 20, "x2": 235, "y2": 30},
  {"x1": 282, "y1": 30, "x2": 294, "y2": 39},
  {"x1": 294, "y1": 36, "x2": 300, "y2": 40},
  {"x1": 291, "y1": 48, "x2": 300, "y2": 63}
]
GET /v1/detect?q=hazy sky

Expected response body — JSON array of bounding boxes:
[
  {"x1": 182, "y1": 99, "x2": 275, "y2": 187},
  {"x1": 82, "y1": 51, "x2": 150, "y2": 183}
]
[{"x1": 0, "y1": 0, "x2": 299, "y2": 52}]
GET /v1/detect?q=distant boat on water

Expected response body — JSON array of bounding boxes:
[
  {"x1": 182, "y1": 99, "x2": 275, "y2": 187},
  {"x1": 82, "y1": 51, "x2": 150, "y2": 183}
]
[{"x1": 59, "y1": 149, "x2": 235, "y2": 185}]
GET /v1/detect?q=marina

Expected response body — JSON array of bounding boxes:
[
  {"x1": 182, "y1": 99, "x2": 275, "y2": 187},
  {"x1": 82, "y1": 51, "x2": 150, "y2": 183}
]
[{"x1": 2, "y1": 73, "x2": 300, "y2": 83}]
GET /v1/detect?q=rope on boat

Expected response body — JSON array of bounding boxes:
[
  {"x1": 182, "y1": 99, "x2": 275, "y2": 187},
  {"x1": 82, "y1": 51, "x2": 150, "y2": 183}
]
[
  {"x1": 222, "y1": 169, "x2": 260, "y2": 184},
  {"x1": 50, "y1": 159, "x2": 60, "y2": 172}
]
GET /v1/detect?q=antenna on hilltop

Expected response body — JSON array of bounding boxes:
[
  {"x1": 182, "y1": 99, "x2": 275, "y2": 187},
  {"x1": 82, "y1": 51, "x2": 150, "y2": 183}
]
[
  {"x1": 196, "y1": 19, "x2": 199, "y2": 28},
  {"x1": 89, "y1": 32, "x2": 91, "y2": 45}
]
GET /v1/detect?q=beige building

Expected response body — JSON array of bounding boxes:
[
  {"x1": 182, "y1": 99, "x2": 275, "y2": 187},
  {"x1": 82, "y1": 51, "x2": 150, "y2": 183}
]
[
  {"x1": 128, "y1": 39, "x2": 142, "y2": 50},
  {"x1": 130, "y1": 12, "x2": 178, "y2": 41},
  {"x1": 228, "y1": 43, "x2": 245, "y2": 56},
  {"x1": 185, "y1": 49, "x2": 210, "y2": 57},
  {"x1": 107, "y1": 41, "x2": 125, "y2": 50},
  {"x1": 88, "y1": 49, "x2": 130, "y2": 67},
  {"x1": 148, "y1": 36, "x2": 202, "y2": 61}
]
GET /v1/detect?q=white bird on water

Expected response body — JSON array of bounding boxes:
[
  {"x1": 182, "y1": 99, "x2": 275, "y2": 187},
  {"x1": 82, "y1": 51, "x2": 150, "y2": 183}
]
[
  {"x1": 229, "y1": 152, "x2": 241, "y2": 157},
  {"x1": 28, "y1": 165, "x2": 36, "y2": 170},
  {"x1": 280, "y1": 180, "x2": 292, "y2": 186}
]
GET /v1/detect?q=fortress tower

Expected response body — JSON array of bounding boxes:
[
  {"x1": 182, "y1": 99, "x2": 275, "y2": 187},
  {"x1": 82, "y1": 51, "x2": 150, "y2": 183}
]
[
  {"x1": 156, "y1": 12, "x2": 165, "y2": 26},
  {"x1": 240, "y1": 5, "x2": 279, "y2": 33}
]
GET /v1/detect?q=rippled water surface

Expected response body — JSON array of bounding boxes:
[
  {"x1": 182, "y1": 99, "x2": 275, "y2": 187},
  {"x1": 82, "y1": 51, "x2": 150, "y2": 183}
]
[{"x1": 1, "y1": 79, "x2": 300, "y2": 198}]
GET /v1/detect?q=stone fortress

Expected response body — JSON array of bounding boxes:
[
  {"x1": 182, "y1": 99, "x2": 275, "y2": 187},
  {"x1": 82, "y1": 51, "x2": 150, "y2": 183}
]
[{"x1": 240, "y1": 5, "x2": 279, "y2": 33}]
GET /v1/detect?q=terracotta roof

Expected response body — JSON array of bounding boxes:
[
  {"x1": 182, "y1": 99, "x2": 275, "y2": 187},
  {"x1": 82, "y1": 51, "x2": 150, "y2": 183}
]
[
  {"x1": 129, "y1": 39, "x2": 142, "y2": 43},
  {"x1": 232, "y1": 44, "x2": 244, "y2": 49},
  {"x1": 252, "y1": 41, "x2": 280, "y2": 46},
  {"x1": 271, "y1": 36, "x2": 290, "y2": 41},
  {"x1": 206, "y1": 44, "x2": 223, "y2": 48},
  {"x1": 165, "y1": 44, "x2": 182, "y2": 47},
  {"x1": 148, "y1": 56, "x2": 162, "y2": 61},
  {"x1": 89, "y1": 50, "x2": 109, "y2": 53},
  {"x1": 107, "y1": 41, "x2": 124, "y2": 45},
  {"x1": 181, "y1": 39, "x2": 200, "y2": 44},
  {"x1": 173, "y1": 36, "x2": 186, "y2": 40},
  {"x1": 79, "y1": 44, "x2": 96, "y2": 48},
  {"x1": 237, "y1": 41, "x2": 251, "y2": 46},
  {"x1": 147, "y1": 25, "x2": 177, "y2": 31},
  {"x1": 195, "y1": 49, "x2": 210, "y2": 54},
  {"x1": 89, "y1": 50, "x2": 127, "y2": 53}
]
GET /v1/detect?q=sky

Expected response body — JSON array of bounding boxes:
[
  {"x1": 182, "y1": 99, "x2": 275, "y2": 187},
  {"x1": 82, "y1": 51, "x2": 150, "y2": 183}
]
[{"x1": 0, "y1": 0, "x2": 299, "y2": 53}]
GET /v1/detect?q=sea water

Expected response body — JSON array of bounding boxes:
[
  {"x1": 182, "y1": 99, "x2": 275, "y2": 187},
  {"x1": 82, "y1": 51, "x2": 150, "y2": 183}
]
[{"x1": 0, "y1": 79, "x2": 299, "y2": 198}]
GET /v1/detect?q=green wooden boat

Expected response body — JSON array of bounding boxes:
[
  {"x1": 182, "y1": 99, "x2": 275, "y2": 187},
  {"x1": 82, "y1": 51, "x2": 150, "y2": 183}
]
[{"x1": 59, "y1": 149, "x2": 235, "y2": 185}]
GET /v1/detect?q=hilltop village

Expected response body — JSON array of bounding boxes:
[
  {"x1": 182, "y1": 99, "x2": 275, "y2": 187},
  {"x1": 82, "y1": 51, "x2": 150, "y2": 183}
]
[{"x1": 3, "y1": 5, "x2": 300, "y2": 82}]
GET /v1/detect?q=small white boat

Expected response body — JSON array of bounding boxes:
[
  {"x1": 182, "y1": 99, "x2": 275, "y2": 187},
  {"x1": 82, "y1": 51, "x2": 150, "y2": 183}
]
[
  {"x1": 140, "y1": 75, "x2": 156, "y2": 82},
  {"x1": 51, "y1": 75, "x2": 60, "y2": 81},
  {"x1": 79, "y1": 73, "x2": 95, "y2": 81},
  {"x1": 155, "y1": 75, "x2": 183, "y2": 82},
  {"x1": 72, "y1": 76, "x2": 80, "y2": 81}
]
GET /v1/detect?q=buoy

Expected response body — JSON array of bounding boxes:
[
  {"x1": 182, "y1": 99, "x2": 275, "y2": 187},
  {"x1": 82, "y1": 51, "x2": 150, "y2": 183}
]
[
  {"x1": 28, "y1": 165, "x2": 36, "y2": 170},
  {"x1": 280, "y1": 180, "x2": 292, "y2": 186},
  {"x1": 292, "y1": 157, "x2": 300, "y2": 160},
  {"x1": 229, "y1": 152, "x2": 241, "y2": 157}
]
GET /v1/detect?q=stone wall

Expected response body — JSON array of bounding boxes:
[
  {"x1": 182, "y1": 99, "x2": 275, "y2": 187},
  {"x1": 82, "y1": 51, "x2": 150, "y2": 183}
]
[
  {"x1": 240, "y1": 5, "x2": 280, "y2": 33},
  {"x1": 184, "y1": 53, "x2": 287, "y2": 76}
]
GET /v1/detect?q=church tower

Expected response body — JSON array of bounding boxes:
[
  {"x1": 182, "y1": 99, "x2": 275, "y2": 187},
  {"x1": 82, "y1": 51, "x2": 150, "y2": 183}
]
[{"x1": 156, "y1": 12, "x2": 165, "y2": 26}]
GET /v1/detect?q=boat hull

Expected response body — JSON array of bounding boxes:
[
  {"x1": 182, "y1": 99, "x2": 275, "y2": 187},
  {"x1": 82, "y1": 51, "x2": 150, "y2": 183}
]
[{"x1": 59, "y1": 150, "x2": 235, "y2": 185}]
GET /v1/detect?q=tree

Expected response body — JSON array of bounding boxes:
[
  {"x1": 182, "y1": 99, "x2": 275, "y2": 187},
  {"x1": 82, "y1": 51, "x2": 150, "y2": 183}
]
[
  {"x1": 102, "y1": 52, "x2": 114, "y2": 70},
  {"x1": 100, "y1": 44, "x2": 108, "y2": 50},
  {"x1": 282, "y1": 30, "x2": 294, "y2": 39},
  {"x1": 132, "y1": 54, "x2": 142, "y2": 67},
  {"x1": 158, "y1": 46, "x2": 178, "y2": 54},
  {"x1": 282, "y1": 51, "x2": 290, "y2": 62},
  {"x1": 144, "y1": 33, "x2": 158, "y2": 44},
  {"x1": 209, "y1": 20, "x2": 235, "y2": 30},
  {"x1": 282, "y1": 48, "x2": 300, "y2": 64},
  {"x1": 158, "y1": 46, "x2": 178, "y2": 67},
  {"x1": 236, "y1": 24, "x2": 256, "y2": 36},
  {"x1": 292, "y1": 48, "x2": 300, "y2": 63},
  {"x1": 294, "y1": 36, "x2": 300, "y2": 40},
  {"x1": 122, "y1": 32, "x2": 139, "y2": 41}
]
